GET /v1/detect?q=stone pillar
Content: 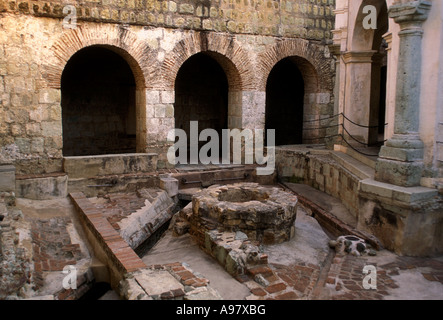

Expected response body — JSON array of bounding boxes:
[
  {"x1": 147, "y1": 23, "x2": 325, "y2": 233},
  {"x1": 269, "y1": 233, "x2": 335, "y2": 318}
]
[
  {"x1": 375, "y1": 0, "x2": 431, "y2": 187},
  {"x1": 342, "y1": 50, "x2": 377, "y2": 145},
  {"x1": 145, "y1": 89, "x2": 175, "y2": 168}
]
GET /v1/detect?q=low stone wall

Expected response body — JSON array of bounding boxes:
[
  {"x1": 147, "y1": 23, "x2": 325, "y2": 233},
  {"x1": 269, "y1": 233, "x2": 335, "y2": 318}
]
[
  {"x1": 0, "y1": 203, "x2": 32, "y2": 299},
  {"x1": 15, "y1": 173, "x2": 67, "y2": 200},
  {"x1": 275, "y1": 146, "x2": 443, "y2": 256},
  {"x1": 63, "y1": 153, "x2": 158, "y2": 179},
  {"x1": 203, "y1": 230, "x2": 269, "y2": 277},
  {"x1": 275, "y1": 147, "x2": 361, "y2": 220},
  {"x1": 118, "y1": 190, "x2": 177, "y2": 250},
  {"x1": 69, "y1": 192, "x2": 147, "y2": 289},
  {"x1": 358, "y1": 179, "x2": 443, "y2": 256}
]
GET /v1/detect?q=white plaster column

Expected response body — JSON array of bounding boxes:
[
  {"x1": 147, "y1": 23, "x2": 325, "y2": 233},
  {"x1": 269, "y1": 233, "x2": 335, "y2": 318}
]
[{"x1": 375, "y1": 0, "x2": 432, "y2": 186}]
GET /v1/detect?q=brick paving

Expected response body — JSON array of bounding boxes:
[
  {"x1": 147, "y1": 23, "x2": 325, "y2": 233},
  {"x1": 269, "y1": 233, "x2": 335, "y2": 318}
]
[
  {"x1": 234, "y1": 251, "x2": 443, "y2": 300},
  {"x1": 31, "y1": 217, "x2": 83, "y2": 290}
]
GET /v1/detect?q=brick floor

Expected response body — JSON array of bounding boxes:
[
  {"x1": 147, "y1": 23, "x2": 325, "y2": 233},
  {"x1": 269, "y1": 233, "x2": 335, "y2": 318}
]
[
  {"x1": 239, "y1": 247, "x2": 443, "y2": 300},
  {"x1": 316, "y1": 253, "x2": 443, "y2": 300},
  {"x1": 31, "y1": 217, "x2": 82, "y2": 283}
]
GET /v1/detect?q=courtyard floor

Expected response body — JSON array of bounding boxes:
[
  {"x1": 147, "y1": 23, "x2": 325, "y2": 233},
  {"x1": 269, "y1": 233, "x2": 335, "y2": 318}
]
[{"x1": 10, "y1": 183, "x2": 443, "y2": 300}]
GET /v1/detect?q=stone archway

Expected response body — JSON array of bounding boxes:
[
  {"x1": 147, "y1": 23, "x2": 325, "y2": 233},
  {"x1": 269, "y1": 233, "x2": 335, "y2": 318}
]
[
  {"x1": 258, "y1": 39, "x2": 334, "y2": 145},
  {"x1": 159, "y1": 32, "x2": 256, "y2": 132},
  {"x1": 42, "y1": 25, "x2": 154, "y2": 154},
  {"x1": 342, "y1": 0, "x2": 389, "y2": 146},
  {"x1": 174, "y1": 52, "x2": 229, "y2": 160},
  {"x1": 61, "y1": 46, "x2": 138, "y2": 156},
  {"x1": 265, "y1": 57, "x2": 305, "y2": 145}
]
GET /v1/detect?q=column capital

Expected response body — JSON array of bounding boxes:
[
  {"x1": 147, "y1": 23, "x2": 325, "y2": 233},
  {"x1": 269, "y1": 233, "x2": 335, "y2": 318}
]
[
  {"x1": 342, "y1": 50, "x2": 377, "y2": 64},
  {"x1": 388, "y1": 1, "x2": 432, "y2": 27},
  {"x1": 328, "y1": 43, "x2": 341, "y2": 57}
]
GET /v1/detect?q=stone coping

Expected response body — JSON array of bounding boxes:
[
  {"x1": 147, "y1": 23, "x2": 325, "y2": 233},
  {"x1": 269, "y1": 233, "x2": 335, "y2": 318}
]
[{"x1": 69, "y1": 192, "x2": 147, "y2": 284}]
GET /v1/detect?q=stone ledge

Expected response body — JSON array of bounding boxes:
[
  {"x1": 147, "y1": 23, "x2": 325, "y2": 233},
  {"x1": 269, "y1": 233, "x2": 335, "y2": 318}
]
[
  {"x1": 63, "y1": 153, "x2": 158, "y2": 179},
  {"x1": 69, "y1": 192, "x2": 147, "y2": 288},
  {"x1": 359, "y1": 178, "x2": 438, "y2": 204},
  {"x1": 15, "y1": 174, "x2": 67, "y2": 200}
]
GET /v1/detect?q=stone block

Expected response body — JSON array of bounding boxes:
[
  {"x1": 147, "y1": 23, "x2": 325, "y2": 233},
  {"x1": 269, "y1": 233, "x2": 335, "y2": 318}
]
[
  {"x1": 0, "y1": 165, "x2": 15, "y2": 192},
  {"x1": 359, "y1": 179, "x2": 394, "y2": 199},
  {"x1": 159, "y1": 176, "x2": 178, "y2": 197},
  {"x1": 168, "y1": 1, "x2": 177, "y2": 12},
  {"x1": 134, "y1": 269, "x2": 184, "y2": 298},
  {"x1": 146, "y1": 90, "x2": 160, "y2": 104},
  {"x1": 179, "y1": 3, "x2": 194, "y2": 14},
  {"x1": 118, "y1": 190, "x2": 175, "y2": 249},
  {"x1": 63, "y1": 153, "x2": 158, "y2": 179},
  {"x1": 38, "y1": 89, "x2": 60, "y2": 104},
  {"x1": 15, "y1": 174, "x2": 67, "y2": 200},
  {"x1": 160, "y1": 91, "x2": 174, "y2": 104},
  {"x1": 316, "y1": 92, "x2": 330, "y2": 104},
  {"x1": 375, "y1": 158, "x2": 424, "y2": 187},
  {"x1": 154, "y1": 104, "x2": 166, "y2": 118}
]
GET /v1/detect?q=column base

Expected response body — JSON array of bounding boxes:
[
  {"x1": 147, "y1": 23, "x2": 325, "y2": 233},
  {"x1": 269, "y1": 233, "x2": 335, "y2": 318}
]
[
  {"x1": 375, "y1": 134, "x2": 424, "y2": 187},
  {"x1": 375, "y1": 157, "x2": 423, "y2": 187}
]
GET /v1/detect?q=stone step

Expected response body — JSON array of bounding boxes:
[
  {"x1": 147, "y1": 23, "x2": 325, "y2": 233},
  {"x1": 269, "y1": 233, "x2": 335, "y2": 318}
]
[
  {"x1": 334, "y1": 144, "x2": 377, "y2": 169},
  {"x1": 331, "y1": 148, "x2": 375, "y2": 180}
]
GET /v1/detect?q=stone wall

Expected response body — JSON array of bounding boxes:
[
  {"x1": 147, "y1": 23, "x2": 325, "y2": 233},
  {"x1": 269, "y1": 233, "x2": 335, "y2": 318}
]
[
  {"x1": 1, "y1": 0, "x2": 335, "y2": 39},
  {"x1": 275, "y1": 147, "x2": 360, "y2": 216},
  {"x1": 0, "y1": 0, "x2": 336, "y2": 174}
]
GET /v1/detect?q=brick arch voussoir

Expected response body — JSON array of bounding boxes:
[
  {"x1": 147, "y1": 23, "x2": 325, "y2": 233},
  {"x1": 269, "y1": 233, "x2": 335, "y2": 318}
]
[
  {"x1": 42, "y1": 25, "x2": 153, "y2": 89},
  {"x1": 257, "y1": 39, "x2": 333, "y2": 92},
  {"x1": 159, "y1": 32, "x2": 256, "y2": 91}
]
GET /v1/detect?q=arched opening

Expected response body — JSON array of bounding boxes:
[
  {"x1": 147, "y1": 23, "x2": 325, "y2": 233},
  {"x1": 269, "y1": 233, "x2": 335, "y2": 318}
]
[
  {"x1": 174, "y1": 52, "x2": 229, "y2": 160},
  {"x1": 61, "y1": 46, "x2": 137, "y2": 156},
  {"x1": 347, "y1": 0, "x2": 389, "y2": 147},
  {"x1": 265, "y1": 57, "x2": 305, "y2": 146}
]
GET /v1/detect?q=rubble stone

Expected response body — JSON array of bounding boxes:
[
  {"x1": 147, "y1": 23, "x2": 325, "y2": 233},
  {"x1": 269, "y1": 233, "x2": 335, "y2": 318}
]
[{"x1": 191, "y1": 183, "x2": 298, "y2": 245}]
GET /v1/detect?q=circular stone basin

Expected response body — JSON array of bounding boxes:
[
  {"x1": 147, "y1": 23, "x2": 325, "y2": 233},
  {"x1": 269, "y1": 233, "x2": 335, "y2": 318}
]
[{"x1": 191, "y1": 183, "x2": 298, "y2": 244}]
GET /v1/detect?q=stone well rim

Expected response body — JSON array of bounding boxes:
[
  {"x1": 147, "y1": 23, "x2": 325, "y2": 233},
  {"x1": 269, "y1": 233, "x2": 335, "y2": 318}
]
[{"x1": 192, "y1": 183, "x2": 298, "y2": 214}]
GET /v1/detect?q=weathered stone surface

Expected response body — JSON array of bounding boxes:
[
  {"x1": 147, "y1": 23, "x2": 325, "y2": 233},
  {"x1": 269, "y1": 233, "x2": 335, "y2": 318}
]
[
  {"x1": 118, "y1": 190, "x2": 176, "y2": 249},
  {"x1": 202, "y1": 229, "x2": 268, "y2": 277},
  {"x1": 191, "y1": 183, "x2": 298, "y2": 245},
  {"x1": 15, "y1": 174, "x2": 67, "y2": 200},
  {"x1": 134, "y1": 269, "x2": 184, "y2": 298},
  {"x1": 119, "y1": 262, "x2": 220, "y2": 300},
  {"x1": 159, "y1": 176, "x2": 179, "y2": 197},
  {"x1": 0, "y1": 165, "x2": 15, "y2": 192},
  {"x1": 63, "y1": 153, "x2": 158, "y2": 179}
]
